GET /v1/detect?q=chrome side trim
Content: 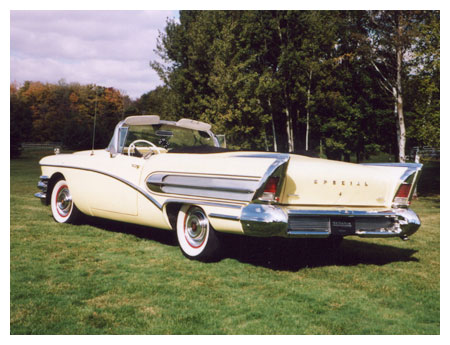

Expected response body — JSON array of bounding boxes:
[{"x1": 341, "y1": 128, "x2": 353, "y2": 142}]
[
  {"x1": 147, "y1": 174, "x2": 259, "y2": 201},
  {"x1": 232, "y1": 153, "x2": 290, "y2": 159},
  {"x1": 40, "y1": 164, "x2": 163, "y2": 209},
  {"x1": 208, "y1": 213, "x2": 240, "y2": 221},
  {"x1": 162, "y1": 199, "x2": 243, "y2": 210},
  {"x1": 41, "y1": 164, "x2": 246, "y2": 212}
]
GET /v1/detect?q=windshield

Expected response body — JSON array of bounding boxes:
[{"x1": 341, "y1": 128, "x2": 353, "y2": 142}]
[{"x1": 120, "y1": 124, "x2": 216, "y2": 153}]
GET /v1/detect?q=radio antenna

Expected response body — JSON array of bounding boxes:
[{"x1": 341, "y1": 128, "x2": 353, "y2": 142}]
[
  {"x1": 90, "y1": 87, "x2": 98, "y2": 156},
  {"x1": 120, "y1": 89, "x2": 126, "y2": 120}
]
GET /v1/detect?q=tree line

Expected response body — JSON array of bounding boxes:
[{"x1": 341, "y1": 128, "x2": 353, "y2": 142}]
[
  {"x1": 11, "y1": 81, "x2": 126, "y2": 157},
  {"x1": 11, "y1": 10, "x2": 439, "y2": 162},
  {"x1": 151, "y1": 10, "x2": 439, "y2": 162},
  {"x1": 10, "y1": 79, "x2": 187, "y2": 158}
]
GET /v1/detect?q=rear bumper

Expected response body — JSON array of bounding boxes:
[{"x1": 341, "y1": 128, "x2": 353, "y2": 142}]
[{"x1": 240, "y1": 204, "x2": 420, "y2": 239}]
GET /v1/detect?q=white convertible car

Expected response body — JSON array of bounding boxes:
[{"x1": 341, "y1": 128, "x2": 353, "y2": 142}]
[{"x1": 35, "y1": 115, "x2": 422, "y2": 261}]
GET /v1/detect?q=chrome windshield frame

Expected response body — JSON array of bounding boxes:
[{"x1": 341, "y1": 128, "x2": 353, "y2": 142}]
[{"x1": 106, "y1": 118, "x2": 220, "y2": 156}]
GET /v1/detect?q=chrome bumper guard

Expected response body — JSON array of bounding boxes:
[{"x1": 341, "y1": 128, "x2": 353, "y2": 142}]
[
  {"x1": 240, "y1": 204, "x2": 420, "y2": 239},
  {"x1": 34, "y1": 175, "x2": 49, "y2": 205}
]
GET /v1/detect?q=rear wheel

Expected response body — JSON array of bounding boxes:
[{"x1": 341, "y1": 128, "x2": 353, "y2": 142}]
[
  {"x1": 51, "y1": 179, "x2": 82, "y2": 224},
  {"x1": 176, "y1": 205, "x2": 221, "y2": 261}
]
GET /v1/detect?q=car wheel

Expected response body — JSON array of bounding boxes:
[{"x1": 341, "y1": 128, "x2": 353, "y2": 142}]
[
  {"x1": 176, "y1": 205, "x2": 221, "y2": 261},
  {"x1": 51, "y1": 179, "x2": 81, "y2": 224}
]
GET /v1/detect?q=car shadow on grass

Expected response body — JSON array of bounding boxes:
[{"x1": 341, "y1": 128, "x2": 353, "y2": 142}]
[
  {"x1": 82, "y1": 216, "x2": 178, "y2": 247},
  {"x1": 80, "y1": 216, "x2": 418, "y2": 272},
  {"x1": 219, "y1": 235, "x2": 419, "y2": 272}
]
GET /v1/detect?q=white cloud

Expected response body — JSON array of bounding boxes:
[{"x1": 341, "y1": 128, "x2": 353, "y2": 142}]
[{"x1": 10, "y1": 10, "x2": 178, "y2": 99}]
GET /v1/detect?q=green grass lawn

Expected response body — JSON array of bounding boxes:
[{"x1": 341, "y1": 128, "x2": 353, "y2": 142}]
[{"x1": 10, "y1": 150, "x2": 440, "y2": 334}]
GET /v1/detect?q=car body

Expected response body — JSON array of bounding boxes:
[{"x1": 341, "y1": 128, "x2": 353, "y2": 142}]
[{"x1": 35, "y1": 115, "x2": 423, "y2": 261}]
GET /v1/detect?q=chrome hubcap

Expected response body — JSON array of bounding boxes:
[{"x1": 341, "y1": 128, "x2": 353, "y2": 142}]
[
  {"x1": 184, "y1": 207, "x2": 208, "y2": 248},
  {"x1": 56, "y1": 186, "x2": 72, "y2": 217}
]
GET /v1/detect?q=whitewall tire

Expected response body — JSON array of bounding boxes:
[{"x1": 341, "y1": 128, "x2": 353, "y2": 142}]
[
  {"x1": 176, "y1": 205, "x2": 221, "y2": 261},
  {"x1": 51, "y1": 179, "x2": 81, "y2": 224}
]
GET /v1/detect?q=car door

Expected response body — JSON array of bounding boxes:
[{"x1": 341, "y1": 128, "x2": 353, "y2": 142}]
[{"x1": 87, "y1": 153, "x2": 144, "y2": 216}]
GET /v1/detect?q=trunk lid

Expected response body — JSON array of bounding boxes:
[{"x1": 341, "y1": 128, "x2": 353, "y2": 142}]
[{"x1": 281, "y1": 155, "x2": 408, "y2": 208}]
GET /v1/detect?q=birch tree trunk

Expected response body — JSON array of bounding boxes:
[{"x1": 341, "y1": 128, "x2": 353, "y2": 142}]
[
  {"x1": 368, "y1": 10, "x2": 415, "y2": 163},
  {"x1": 268, "y1": 98, "x2": 278, "y2": 152},
  {"x1": 396, "y1": 43, "x2": 406, "y2": 163},
  {"x1": 277, "y1": 19, "x2": 294, "y2": 153},
  {"x1": 305, "y1": 68, "x2": 313, "y2": 151},
  {"x1": 286, "y1": 105, "x2": 294, "y2": 153}
]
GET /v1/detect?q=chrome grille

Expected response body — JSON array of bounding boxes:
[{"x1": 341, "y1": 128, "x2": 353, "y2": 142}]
[
  {"x1": 288, "y1": 216, "x2": 330, "y2": 232},
  {"x1": 287, "y1": 215, "x2": 396, "y2": 234},
  {"x1": 355, "y1": 217, "x2": 395, "y2": 231}
]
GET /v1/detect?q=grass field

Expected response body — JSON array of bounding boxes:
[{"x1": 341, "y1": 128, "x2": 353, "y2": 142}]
[{"x1": 10, "y1": 150, "x2": 440, "y2": 334}]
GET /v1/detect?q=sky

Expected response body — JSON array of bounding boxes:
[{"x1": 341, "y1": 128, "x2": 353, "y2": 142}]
[{"x1": 10, "y1": 10, "x2": 179, "y2": 99}]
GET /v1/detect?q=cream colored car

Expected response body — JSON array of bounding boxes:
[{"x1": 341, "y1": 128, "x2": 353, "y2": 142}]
[{"x1": 35, "y1": 115, "x2": 422, "y2": 261}]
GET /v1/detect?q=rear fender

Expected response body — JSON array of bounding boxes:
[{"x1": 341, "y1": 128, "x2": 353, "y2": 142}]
[
  {"x1": 361, "y1": 163, "x2": 423, "y2": 207},
  {"x1": 247, "y1": 153, "x2": 290, "y2": 203}
]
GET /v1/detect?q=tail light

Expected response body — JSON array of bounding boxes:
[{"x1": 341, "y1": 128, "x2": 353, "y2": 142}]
[
  {"x1": 393, "y1": 183, "x2": 412, "y2": 207},
  {"x1": 260, "y1": 176, "x2": 280, "y2": 202}
]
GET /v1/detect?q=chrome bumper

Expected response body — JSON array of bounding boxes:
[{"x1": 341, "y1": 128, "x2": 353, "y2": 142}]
[
  {"x1": 240, "y1": 204, "x2": 420, "y2": 239},
  {"x1": 34, "y1": 175, "x2": 49, "y2": 205}
]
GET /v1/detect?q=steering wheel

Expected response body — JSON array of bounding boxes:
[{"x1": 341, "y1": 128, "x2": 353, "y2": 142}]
[{"x1": 128, "y1": 139, "x2": 158, "y2": 157}]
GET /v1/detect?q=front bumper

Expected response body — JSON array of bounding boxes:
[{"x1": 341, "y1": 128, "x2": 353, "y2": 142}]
[
  {"x1": 34, "y1": 175, "x2": 49, "y2": 205},
  {"x1": 240, "y1": 204, "x2": 420, "y2": 239}
]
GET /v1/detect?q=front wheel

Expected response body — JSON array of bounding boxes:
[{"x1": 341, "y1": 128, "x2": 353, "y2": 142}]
[
  {"x1": 51, "y1": 179, "x2": 82, "y2": 224},
  {"x1": 176, "y1": 205, "x2": 221, "y2": 261}
]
